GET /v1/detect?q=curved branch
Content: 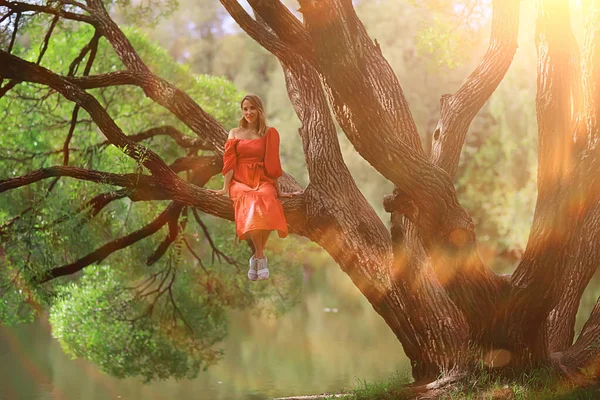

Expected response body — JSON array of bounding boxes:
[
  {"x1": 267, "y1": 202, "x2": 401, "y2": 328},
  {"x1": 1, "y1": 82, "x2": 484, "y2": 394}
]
[
  {"x1": 191, "y1": 209, "x2": 242, "y2": 271},
  {"x1": 40, "y1": 202, "x2": 182, "y2": 282},
  {"x1": 146, "y1": 205, "x2": 183, "y2": 266},
  {"x1": 220, "y1": 0, "x2": 301, "y2": 69},
  {"x1": 430, "y1": 0, "x2": 520, "y2": 177}
]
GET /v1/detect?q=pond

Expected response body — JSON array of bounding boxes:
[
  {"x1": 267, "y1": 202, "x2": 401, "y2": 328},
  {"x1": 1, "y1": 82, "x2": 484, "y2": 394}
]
[
  {"x1": 3, "y1": 252, "x2": 600, "y2": 400},
  {"x1": 0, "y1": 262, "x2": 409, "y2": 400}
]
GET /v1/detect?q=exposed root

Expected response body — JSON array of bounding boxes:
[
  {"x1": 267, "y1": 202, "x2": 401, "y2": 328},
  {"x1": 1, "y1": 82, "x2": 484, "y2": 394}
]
[{"x1": 410, "y1": 373, "x2": 466, "y2": 399}]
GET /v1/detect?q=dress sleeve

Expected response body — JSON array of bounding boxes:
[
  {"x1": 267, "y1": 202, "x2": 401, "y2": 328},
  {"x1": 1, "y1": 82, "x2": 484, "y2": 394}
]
[
  {"x1": 222, "y1": 139, "x2": 238, "y2": 175},
  {"x1": 264, "y1": 128, "x2": 283, "y2": 179}
]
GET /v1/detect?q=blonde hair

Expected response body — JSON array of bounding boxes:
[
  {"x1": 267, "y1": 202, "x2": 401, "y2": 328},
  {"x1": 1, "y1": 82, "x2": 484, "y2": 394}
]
[{"x1": 239, "y1": 94, "x2": 268, "y2": 137}]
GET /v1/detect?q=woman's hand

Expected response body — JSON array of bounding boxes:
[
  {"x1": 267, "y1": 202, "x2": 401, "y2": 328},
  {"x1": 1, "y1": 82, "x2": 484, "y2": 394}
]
[
  {"x1": 279, "y1": 190, "x2": 304, "y2": 198},
  {"x1": 209, "y1": 188, "x2": 228, "y2": 196}
]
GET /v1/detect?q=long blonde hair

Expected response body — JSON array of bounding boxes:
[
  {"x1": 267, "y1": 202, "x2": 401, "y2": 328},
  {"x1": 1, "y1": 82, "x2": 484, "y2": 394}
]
[{"x1": 239, "y1": 94, "x2": 268, "y2": 137}]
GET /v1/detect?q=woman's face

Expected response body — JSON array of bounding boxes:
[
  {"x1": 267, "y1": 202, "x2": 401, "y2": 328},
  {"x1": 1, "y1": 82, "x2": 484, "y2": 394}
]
[{"x1": 242, "y1": 99, "x2": 258, "y2": 125}]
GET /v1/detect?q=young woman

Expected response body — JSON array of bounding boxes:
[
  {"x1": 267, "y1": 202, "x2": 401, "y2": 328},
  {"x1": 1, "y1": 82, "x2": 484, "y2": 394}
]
[{"x1": 210, "y1": 94, "x2": 297, "y2": 281}]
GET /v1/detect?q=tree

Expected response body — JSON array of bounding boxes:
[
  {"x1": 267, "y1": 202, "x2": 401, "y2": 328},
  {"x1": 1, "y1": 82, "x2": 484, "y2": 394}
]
[{"x1": 1, "y1": 0, "x2": 600, "y2": 395}]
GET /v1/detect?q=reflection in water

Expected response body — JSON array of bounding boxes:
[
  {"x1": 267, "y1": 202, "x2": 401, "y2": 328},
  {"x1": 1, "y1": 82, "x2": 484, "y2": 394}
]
[
  {"x1": 7, "y1": 257, "x2": 599, "y2": 399},
  {"x1": 0, "y1": 262, "x2": 409, "y2": 400}
]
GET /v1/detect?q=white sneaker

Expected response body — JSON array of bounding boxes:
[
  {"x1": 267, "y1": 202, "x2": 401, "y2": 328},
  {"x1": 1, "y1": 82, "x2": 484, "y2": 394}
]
[
  {"x1": 256, "y1": 256, "x2": 269, "y2": 280},
  {"x1": 248, "y1": 255, "x2": 258, "y2": 281}
]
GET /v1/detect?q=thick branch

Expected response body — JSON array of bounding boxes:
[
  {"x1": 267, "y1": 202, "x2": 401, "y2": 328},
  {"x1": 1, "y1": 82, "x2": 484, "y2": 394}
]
[
  {"x1": 219, "y1": 0, "x2": 300, "y2": 68},
  {"x1": 66, "y1": 70, "x2": 144, "y2": 88},
  {"x1": 231, "y1": 1, "x2": 473, "y2": 378},
  {"x1": 582, "y1": 0, "x2": 600, "y2": 146},
  {"x1": 507, "y1": 0, "x2": 587, "y2": 365},
  {"x1": 430, "y1": 0, "x2": 520, "y2": 177},
  {"x1": 169, "y1": 155, "x2": 219, "y2": 174},
  {"x1": 0, "y1": 166, "x2": 157, "y2": 192},
  {"x1": 247, "y1": 0, "x2": 316, "y2": 66}
]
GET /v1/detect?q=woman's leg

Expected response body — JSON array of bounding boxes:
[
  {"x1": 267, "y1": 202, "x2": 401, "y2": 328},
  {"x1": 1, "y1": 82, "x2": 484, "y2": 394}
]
[
  {"x1": 261, "y1": 230, "x2": 271, "y2": 253},
  {"x1": 247, "y1": 230, "x2": 265, "y2": 258}
]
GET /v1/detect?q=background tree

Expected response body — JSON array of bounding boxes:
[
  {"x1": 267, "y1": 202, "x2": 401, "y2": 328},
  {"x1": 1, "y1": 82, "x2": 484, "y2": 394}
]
[{"x1": 2, "y1": 0, "x2": 600, "y2": 395}]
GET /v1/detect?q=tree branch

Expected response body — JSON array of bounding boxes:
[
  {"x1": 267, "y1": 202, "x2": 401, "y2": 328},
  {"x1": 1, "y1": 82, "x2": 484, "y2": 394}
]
[
  {"x1": 429, "y1": 0, "x2": 520, "y2": 177},
  {"x1": 582, "y1": 0, "x2": 600, "y2": 147},
  {"x1": 146, "y1": 204, "x2": 184, "y2": 266},
  {"x1": 169, "y1": 156, "x2": 219, "y2": 174},
  {"x1": 0, "y1": 166, "x2": 157, "y2": 193},
  {"x1": 65, "y1": 70, "x2": 144, "y2": 88},
  {"x1": 246, "y1": 0, "x2": 317, "y2": 66},
  {"x1": 191, "y1": 209, "x2": 242, "y2": 271},
  {"x1": 37, "y1": 14, "x2": 59, "y2": 64},
  {"x1": 3, "y1": 1, "x2": 96, "y2": 25},
  {"x1": 112, "y1": 126, "x2": 212, "y2": 151},
  {"x1": 39, "y1": 202, "x2": 182, "y2": 282},
  {"x1": 7, "y1": 11, "x2": 20, "y2": 53},
  {"x1": 506, "y1": 0, "x2": 590, "y2": 365},
  {"x1": 559, "y1": 291, "x2": 600, "y2": 378}
]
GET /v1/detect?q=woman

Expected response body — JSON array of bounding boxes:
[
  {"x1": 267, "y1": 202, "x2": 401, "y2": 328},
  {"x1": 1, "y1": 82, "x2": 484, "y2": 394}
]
[{"x1": 211, "y1": 94, "x2": 298, "y2": 281}]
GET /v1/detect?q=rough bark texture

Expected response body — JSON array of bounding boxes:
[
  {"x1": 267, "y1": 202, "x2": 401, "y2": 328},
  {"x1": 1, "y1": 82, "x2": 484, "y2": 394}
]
[{"x1": 3, "y1": 0, "x2": 600, "y2": 388}]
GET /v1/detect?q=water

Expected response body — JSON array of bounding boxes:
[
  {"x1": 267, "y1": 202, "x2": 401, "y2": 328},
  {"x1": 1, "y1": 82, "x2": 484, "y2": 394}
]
[
  {"x1": 0, "y1": 264, "x2": 409, "y2": 400},
  {"x1": 4, "y1": 258, "x2": 600, "y2": 400}
]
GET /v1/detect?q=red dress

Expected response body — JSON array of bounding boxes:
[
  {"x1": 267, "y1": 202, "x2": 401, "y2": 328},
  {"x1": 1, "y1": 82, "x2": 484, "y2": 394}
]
[{"x1": 222, "y1": 127, "x2": 288, "y2": 240}]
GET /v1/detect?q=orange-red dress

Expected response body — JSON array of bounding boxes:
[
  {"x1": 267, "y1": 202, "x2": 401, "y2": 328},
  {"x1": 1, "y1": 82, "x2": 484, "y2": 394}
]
[{"x1": 222, "y1": 127, "x2": 288, "y2": 240}]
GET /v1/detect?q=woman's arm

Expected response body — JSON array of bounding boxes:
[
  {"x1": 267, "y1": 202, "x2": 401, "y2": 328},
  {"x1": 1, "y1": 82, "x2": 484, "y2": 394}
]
[
  {"x1": 210, "y1": 129, "x2": 236, "y2": 196},
  {"x1": 216, "y1": 169, "x2": 233, "y2": 196}
]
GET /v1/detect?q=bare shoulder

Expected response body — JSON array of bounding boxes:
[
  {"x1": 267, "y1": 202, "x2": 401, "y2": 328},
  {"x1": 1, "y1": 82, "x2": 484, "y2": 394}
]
[{"x1": 228, "y1": 128, "x2": 239, "y2": 139}]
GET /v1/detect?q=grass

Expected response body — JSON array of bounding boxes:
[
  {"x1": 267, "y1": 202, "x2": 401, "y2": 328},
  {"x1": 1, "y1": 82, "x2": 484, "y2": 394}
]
[{"x1": 345, "y1": 368, "x2": 600, "y2": 400}]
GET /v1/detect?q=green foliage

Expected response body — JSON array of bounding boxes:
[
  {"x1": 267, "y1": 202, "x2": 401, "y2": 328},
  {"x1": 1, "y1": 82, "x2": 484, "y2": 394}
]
[{"x1": 50, "y1": 265, "x2": 226, "y2": 382}]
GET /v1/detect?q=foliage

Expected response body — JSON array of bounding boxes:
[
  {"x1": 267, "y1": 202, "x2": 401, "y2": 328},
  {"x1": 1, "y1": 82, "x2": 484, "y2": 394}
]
[{"x1": 49, "y1": 265, "x2": 227, "y2": 382}]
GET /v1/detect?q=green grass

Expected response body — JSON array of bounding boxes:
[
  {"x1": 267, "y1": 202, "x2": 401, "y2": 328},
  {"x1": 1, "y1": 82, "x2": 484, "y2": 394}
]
[{"x1": 345, "y1": 368, "x2": 600, "y2": 399}]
